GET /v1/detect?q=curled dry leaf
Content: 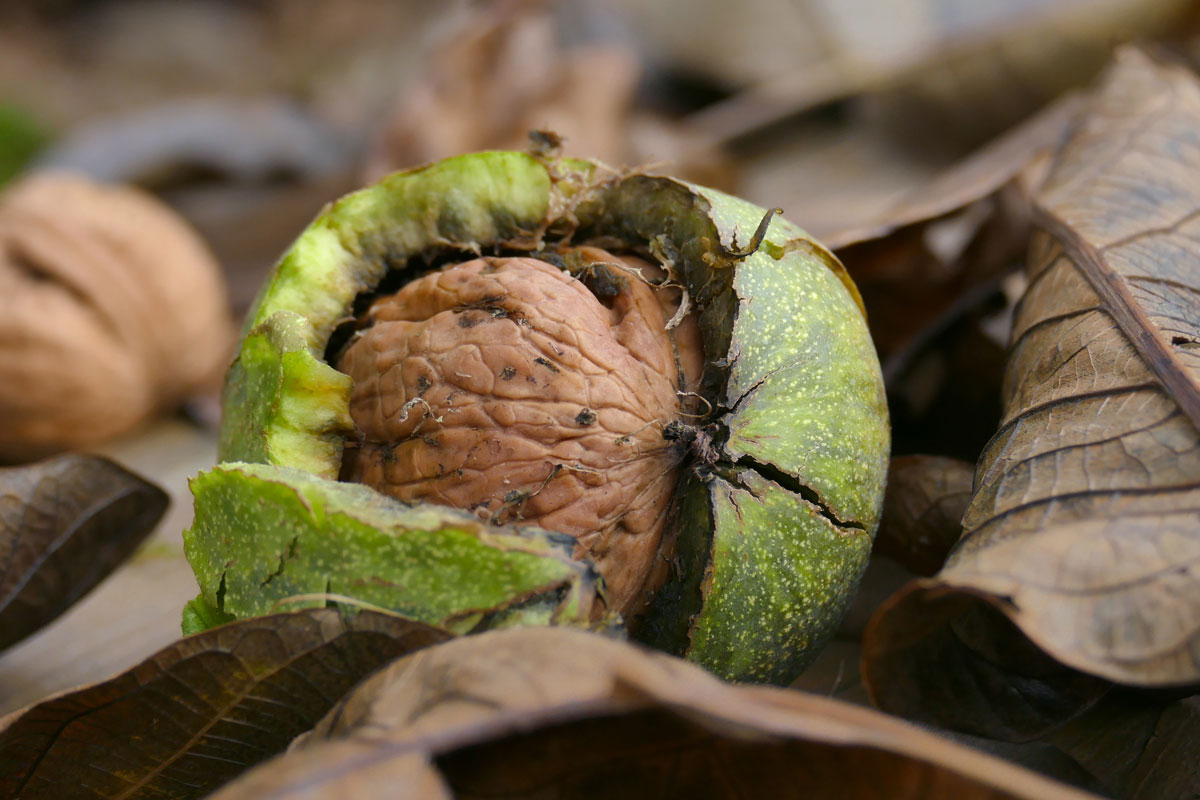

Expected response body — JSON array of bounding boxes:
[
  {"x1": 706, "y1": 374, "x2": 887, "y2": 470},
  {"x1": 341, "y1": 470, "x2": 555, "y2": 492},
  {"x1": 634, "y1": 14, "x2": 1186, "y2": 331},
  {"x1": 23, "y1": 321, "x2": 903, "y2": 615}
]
[
  {"x1": 823, "y1": 93, "x2": 1082, "y2": 253},
  {"x1": 864, "y1": 47, "x2": 1200, "y2": 739},
  {"x1": 0, "y1": 609, "x2": 450, "y2": 800},
  {"x1": 0, "y1": 453, "x2": 167, "y2": 652},
  {"x1": 210, "y1": 627, "x2": 1100, "y2": 800},
  {"x1": 875, "y1": 455, "x2": 974, "y2": 576},
  {"x1": 0, "y1": 171, "x2": 234, "y2": 460},
  {"x1": 38, "y1": 98, "x2": 350, "y2": 188}
]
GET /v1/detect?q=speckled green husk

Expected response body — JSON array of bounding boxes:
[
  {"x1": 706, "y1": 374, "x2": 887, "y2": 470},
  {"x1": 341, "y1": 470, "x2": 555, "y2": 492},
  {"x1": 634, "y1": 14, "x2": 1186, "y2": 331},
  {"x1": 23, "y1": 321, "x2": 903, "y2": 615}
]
[
  {"x1": 184, "y1": 463, "x2": 598, "y2": 635},
  {"x1": 184, "y1": 151, "x2": 889, "y2": 684}
]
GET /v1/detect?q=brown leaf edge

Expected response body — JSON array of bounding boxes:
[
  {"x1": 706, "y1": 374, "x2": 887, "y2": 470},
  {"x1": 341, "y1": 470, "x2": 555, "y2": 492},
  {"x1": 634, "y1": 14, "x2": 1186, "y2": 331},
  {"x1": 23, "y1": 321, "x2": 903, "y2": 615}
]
[
  {"x1": 210, "y1": 628, "x2": 1102, "y2": 800},
  {"x1": 822, "y1": 92, "x2": 1082, "y2": 251},
  {"x1": 0, "y1": 453, "x2": 168, "y2": 651},
  {"x1": 0, "y1": 609, "x2": 450, "y2": 799}
]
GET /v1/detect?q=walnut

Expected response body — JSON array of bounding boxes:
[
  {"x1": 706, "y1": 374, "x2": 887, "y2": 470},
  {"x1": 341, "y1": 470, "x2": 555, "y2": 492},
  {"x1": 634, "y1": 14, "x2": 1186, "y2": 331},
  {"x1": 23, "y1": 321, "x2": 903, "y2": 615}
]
[
  {"x1": 337, "y1": 250, "x2": 702, "y2": 618},
  {"x1": 0, "y1": 172, "x2": 234, "y2": 460},
  {"x1": 186, "y1": 151, "x2": 890, "y2": 685}
]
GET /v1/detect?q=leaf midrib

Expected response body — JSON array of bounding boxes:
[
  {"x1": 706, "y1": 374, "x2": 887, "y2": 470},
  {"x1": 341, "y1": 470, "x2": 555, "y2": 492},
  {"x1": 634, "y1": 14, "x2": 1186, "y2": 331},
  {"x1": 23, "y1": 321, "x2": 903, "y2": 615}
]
[{"x1": 1032, "y1": 204, "x2": 1200, "y2": 434}]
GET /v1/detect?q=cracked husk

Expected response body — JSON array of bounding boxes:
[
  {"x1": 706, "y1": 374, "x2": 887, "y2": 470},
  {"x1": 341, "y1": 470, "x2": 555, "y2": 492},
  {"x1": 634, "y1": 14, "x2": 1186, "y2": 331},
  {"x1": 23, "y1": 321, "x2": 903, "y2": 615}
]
[{"x1": 183, "y1": 151, "x2": 889, "y2": 684}]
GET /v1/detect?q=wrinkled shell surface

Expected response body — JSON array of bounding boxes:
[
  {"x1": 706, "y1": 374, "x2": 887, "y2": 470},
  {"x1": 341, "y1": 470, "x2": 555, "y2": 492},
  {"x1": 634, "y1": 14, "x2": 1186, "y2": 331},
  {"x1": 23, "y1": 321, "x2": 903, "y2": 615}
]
[
  {"x1": 0, "y1": 172, "x2": 234, "y2": 459},
  {"x1": 339, "y1": 252, "x2": 697, "y2": 617}
]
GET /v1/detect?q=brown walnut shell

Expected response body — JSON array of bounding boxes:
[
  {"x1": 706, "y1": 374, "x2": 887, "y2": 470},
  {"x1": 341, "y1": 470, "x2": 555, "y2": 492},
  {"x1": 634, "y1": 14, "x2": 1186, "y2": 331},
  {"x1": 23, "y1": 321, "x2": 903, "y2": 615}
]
[
  {"x1": 336, "y1": 250, "x2": 704, "y2": 619},
  {"x1": 0, "y1": 172, "x2": 234, "y2": 460}
]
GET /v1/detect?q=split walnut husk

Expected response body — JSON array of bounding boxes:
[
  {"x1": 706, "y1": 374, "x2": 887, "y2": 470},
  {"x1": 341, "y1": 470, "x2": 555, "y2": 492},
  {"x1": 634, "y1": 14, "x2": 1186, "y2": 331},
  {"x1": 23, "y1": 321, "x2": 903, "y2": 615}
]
[{"x1": 183, "y1": 151, "x2": 889, "y2": 684}]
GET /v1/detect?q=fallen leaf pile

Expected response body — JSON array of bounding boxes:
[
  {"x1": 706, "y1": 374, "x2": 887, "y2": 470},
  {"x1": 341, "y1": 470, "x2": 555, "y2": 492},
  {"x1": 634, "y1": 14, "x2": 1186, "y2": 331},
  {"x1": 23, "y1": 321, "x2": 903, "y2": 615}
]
[
  {"x1": 4, "y1": 0, "x2": 1200, "y2": 794},
  {"x1": 861, "y1": 46, "x2": 1200, "y2": 743}
]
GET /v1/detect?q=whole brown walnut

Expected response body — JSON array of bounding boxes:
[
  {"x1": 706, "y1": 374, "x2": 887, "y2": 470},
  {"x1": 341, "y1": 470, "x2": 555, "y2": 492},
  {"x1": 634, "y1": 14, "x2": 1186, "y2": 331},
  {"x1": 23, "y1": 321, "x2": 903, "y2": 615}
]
[{"x1": 0, "y1": 172, "x2": 234, "y2": 460}]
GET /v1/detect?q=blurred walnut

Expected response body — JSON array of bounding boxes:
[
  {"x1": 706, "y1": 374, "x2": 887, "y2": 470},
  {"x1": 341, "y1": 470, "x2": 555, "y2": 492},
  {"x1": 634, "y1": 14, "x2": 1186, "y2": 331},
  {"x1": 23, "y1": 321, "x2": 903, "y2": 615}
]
[{"x1": 0, "y1": 172, "x2": 234, "y2": 460}]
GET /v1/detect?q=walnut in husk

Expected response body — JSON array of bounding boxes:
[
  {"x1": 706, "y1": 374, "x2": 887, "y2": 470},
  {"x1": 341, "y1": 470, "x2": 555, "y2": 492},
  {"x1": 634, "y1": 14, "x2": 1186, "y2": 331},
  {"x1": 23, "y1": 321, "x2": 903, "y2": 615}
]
[
  {"x1": 335, "y1": 250, "x2": 703, "y2": 620},
  {"x1": 0, "y1": 172, "x2": 234, "y2": 460},
  {"x1": 184, "y1": 152, "x2": 889, "y2": 684}
]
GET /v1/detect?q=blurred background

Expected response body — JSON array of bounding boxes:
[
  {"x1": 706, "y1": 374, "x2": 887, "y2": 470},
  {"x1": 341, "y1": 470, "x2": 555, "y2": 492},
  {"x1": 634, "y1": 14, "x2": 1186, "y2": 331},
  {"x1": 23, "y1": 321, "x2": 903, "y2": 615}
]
[
  {"x1": 2, "y1": 0, "x2": 1200, "y2": 712},
  {"x1": 4, "y1": 0, "x2": 1198, "y2": 312}
]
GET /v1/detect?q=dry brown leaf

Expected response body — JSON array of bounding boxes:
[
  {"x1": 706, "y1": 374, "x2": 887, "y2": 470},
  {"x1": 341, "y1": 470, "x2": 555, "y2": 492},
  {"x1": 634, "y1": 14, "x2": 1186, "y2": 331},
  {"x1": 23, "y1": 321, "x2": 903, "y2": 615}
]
[
  {"x1": 0, "y1": 609, "x2": 449, "y2": 800},
  {"x1": 364, "y1": 1, "x2": 733, "y2": 189},
  {"x1": 863, "y1": 47, "x2": 1200, "y2": 740},
  {"x1": 0, "y1": 420, "x2": 213, "y2": 716},
  {"x1": 0, "y1": 453, "x2": 167, "y2": 652},
  {"x1": 0, "y1": 171, "x2": 234, "y2": 460},
  {"x1": 364, "y1": 0, "x2": 636, "y2": 178},
  {"x1": 875, "y1": 455, "x2": 975, "y2": 576},
  {"x1": 210, "y1": 628, "x2": 1102, "y2": 800},
  {"x1": 824, "y1": 93, "x2": 1081, "y2": 252},
  {"x1": 1047, "y1": 690, "x2": 1200, "y2": 799}
]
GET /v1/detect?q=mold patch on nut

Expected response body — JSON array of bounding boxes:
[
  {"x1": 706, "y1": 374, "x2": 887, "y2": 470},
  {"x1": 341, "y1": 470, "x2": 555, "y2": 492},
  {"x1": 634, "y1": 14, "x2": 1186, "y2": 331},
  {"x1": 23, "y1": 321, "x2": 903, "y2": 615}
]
[{"x1": 337, "y1": 251, "x2": 700, "y2": 618}]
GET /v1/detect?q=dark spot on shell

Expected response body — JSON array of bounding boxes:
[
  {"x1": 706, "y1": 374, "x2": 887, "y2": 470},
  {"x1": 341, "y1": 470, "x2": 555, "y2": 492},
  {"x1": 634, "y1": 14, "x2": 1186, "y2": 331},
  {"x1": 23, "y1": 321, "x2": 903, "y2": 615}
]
[
  {"x1": 581, "y1": 263, "x2": 627, "y2": 303},
  {"x1": 534, "y1": 357, "x2": 560, "y2": 373},
  {"x1": 457, "y1": 313, "x2": 480, "y2": 328},
  {"x1": 417, "y1": 375, "x2": 432, "y2": 395},
  {"x1": 575, "y1": 408, "x2": 597, "y2": 426},
  {"x1": 500, "y1": 366, "x2": 517, "y2": 380}
]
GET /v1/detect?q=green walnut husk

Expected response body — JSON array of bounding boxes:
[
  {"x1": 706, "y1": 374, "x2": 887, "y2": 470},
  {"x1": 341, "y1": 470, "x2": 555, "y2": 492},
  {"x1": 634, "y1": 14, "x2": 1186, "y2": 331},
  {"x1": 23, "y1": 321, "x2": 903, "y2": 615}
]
[{"x1": 183, "y1": 151, "x2": 889, "y2": 684}]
